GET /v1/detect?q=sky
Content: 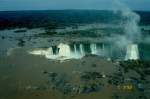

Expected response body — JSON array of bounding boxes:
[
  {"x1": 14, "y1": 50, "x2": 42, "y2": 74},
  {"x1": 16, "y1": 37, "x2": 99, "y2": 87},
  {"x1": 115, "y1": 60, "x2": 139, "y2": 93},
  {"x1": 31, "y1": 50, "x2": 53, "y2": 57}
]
[{"x1": 0, "y1": 0, "x2": 150, "y2": 11}]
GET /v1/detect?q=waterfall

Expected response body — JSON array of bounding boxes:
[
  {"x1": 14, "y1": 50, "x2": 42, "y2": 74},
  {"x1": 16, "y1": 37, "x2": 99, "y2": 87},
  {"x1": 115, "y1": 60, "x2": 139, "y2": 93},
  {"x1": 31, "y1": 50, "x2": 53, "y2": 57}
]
[
  {"x1": 28, "y1": 43, "x2": 110, "y2": 60},
  {"x1": 90, "y1": 43, "x2": 97, "y2": 54},
  {"x1": 74, "y1": 44, "x2": 78, "y2": 55},
  {"x1": 58, "y1": 43, "x2": 71, "y2": 57},
  {"x1": 125, "y1": 44, "x2": 139, "y2": 60},
  {"x1": 80, "y1": 44, "x2": 85, "y2": 55}
]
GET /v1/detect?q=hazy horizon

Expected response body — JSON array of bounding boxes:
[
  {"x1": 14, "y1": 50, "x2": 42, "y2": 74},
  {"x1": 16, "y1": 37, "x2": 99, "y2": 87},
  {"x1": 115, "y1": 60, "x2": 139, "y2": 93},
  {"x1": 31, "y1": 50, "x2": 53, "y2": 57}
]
[{"x1": 0, "y1": 9, "x2": 150, "y2": 12}]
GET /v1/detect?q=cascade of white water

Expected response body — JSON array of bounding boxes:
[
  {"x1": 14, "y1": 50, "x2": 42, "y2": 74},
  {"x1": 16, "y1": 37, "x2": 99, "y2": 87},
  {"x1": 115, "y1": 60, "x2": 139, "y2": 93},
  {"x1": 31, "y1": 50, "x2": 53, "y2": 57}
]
[
  {"x1": 90, "y1": 43, "x2": 97, "y2": 54},
  {"x1": 74, "y1": 44, "x2": 78, "y2": 55},
  {"x1": 80, "y1": 44, "x2": 85, "y2": 55},
  {"x1": 125, "y1": 44, "x2": 139, "y2": 60},
  {"x1": 29, "y1": 43, "x2": 110, "y2": 60},
  {"x1": 58, "y1": 43, "x2": 71, "y2": 57}
]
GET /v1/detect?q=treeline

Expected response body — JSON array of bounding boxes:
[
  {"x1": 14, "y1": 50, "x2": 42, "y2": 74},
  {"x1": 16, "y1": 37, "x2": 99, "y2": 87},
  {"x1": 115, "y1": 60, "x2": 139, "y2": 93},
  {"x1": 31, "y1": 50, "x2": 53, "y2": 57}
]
[{"x1": 0, "y1": 10, "x2": 149, "y2": 30}]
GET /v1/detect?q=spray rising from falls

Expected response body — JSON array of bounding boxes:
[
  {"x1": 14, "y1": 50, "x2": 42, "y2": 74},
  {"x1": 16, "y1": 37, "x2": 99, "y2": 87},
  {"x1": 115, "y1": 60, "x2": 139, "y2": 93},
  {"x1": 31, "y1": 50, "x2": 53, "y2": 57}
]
[{"x1": 113, "y1": 0, "x2": 141, "y2": 60}]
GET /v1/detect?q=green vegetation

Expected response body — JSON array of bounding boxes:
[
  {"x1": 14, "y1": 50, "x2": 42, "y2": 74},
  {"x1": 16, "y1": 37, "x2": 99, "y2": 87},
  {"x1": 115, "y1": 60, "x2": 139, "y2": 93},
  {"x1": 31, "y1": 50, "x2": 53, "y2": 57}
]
[
  {"x1": 14, "y1": 29, "x2": 27, "y2": 33},
  {"x1": 0, "y1": 10, "x2": 150, "y2": 30},
  {"x1": 120, "y1": 60, "x2": 150, "y2": 79}
]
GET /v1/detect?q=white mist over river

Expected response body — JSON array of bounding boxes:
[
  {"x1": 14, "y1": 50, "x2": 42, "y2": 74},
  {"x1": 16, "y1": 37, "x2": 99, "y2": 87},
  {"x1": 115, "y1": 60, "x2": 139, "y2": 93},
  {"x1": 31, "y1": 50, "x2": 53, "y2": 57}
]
[{"x1": 112, "y1": 0, "x2": 141, "y2": 60}]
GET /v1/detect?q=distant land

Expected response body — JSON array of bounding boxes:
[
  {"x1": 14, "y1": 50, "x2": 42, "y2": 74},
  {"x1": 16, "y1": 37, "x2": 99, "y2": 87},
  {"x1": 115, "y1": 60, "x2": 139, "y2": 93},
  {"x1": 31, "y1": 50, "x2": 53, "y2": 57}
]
[{"x1": 0, "y1": 10, "x2": 150, "y2": 30}]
